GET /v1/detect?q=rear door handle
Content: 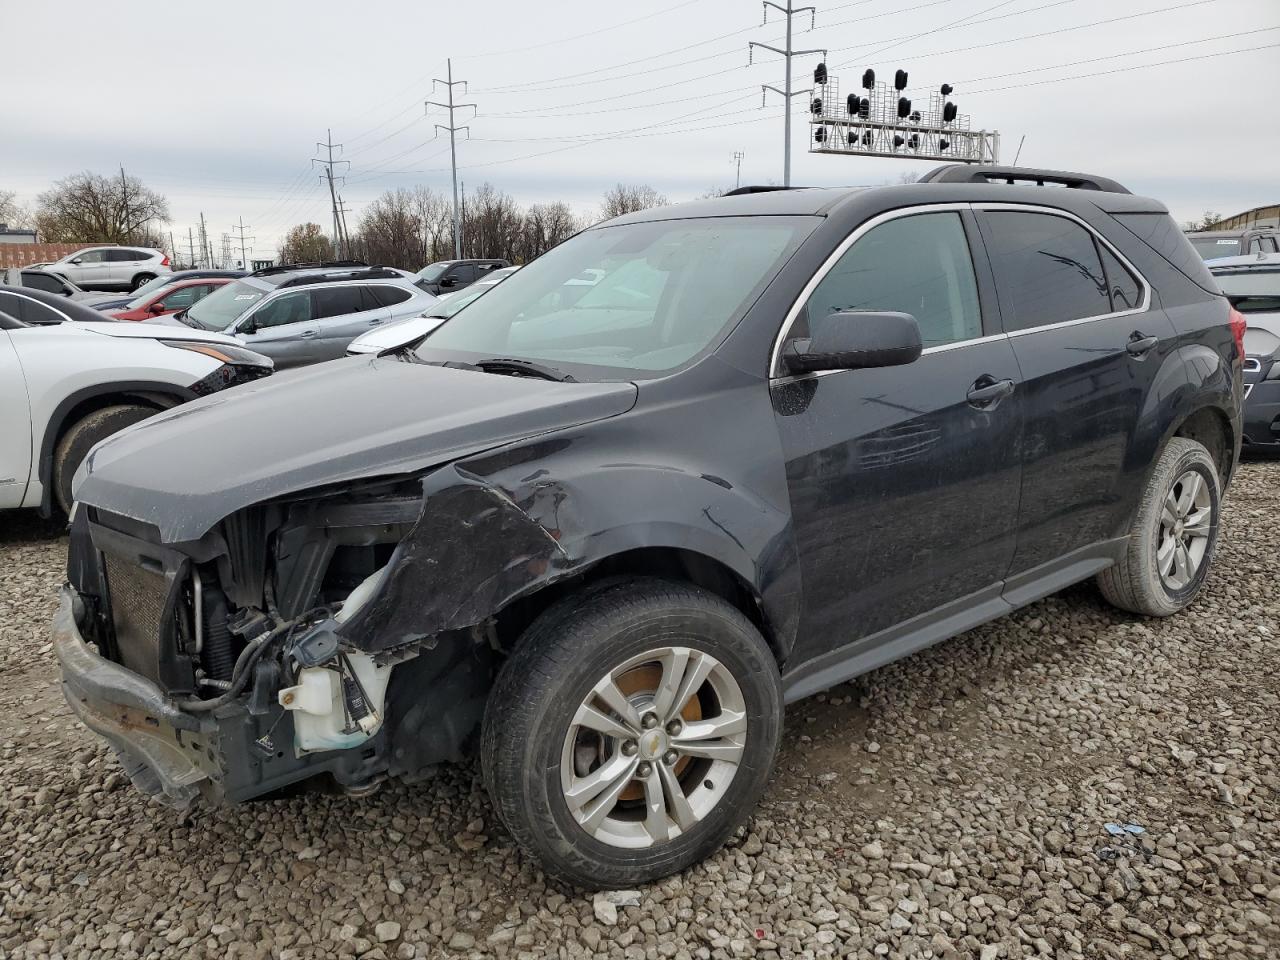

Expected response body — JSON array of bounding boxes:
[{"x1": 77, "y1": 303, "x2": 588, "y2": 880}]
[
  {"x1": 967, "y1": 375, "x2": 1015, "y2": 409},
  {"x1": 299, "y1": 329, "x2": 317, "y2": 339},
  {"x1": 1126, "y1": 332, "x2": 1159, "y2": 357}
]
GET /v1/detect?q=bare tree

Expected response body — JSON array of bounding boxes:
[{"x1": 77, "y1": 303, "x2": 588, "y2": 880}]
[
  {"x1": 0, "y1": 190, "x2": 31, "y2": 229},
  {"x1": 600, "y1": 183, "x2": 668, "y2": 221},
  {"x1": 462, "y1": 183, "x2": 524, "y2": 261},
  {"x1": 520, "y1": 201, "x2": 580, "y2": 262},
  {"x1": 278, "y1": 223, "x2": 334, "y2": 264},
  {"x1": 34, "y1": 171, "x2": 169, "y2": 243}
]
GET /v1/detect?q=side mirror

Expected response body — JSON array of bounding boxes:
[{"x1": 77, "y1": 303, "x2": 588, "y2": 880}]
[
  {"x1": 783, "y1": 310, "x2": 922, "y2": 373},
  {"x1": 149, "y1": 301, "x2": 167, "y2": 313},
  {"x1": 70, "y1": 257, "x2": 83, "y2": 264},
  {"x1": 440, "y1": 275, "x2": 458, "y2": 287}
]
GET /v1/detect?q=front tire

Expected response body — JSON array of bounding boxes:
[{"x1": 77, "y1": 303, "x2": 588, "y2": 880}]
[
  {"x1": 130, "y1": 273, "x2": 155, "y2": 291},
  {"x1": 481, "y1": 578, "x2": 782, "y2": 888},
  {"x1": 52, "y1": 405, "x2": 154, "y2": 513},
  {"x1": 1097, "y1": 437, "x2": 1221, "y2": 616}
]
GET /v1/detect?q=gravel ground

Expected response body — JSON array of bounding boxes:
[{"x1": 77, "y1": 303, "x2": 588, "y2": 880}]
[{"x1": 1, "y1": 464, "x2": 1277, "y2": 960}]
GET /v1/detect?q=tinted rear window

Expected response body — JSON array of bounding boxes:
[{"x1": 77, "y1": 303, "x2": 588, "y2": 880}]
[{"x1": 1115, "y1": 214, "x2": 1218, "y2": 292}]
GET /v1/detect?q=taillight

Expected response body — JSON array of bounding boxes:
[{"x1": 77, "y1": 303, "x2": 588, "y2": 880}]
[
  {"x1": 1229, "y1": 306, "x2": 1246, "y2": 359},
  {"x1": 160, "y1": 255, "x2": 171, "y2": 266}
]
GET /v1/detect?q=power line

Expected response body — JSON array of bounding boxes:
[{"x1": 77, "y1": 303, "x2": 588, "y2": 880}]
[
  {"x1": 426, "y1": 59, "x2": 476, "y2": 260},
  {"x1": 231, "y1": 217, "x2": 254, "y2": 271}
]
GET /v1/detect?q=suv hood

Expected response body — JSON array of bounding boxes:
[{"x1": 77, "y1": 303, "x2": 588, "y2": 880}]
[
  {"x1": 74, "y1": 356, "x2": 638, "y2": 542},
  {"x1": 80, "y1": 321, "x2": 245, "y2": 346}
]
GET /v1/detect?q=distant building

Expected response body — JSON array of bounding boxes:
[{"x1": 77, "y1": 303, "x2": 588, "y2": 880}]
[
  {"x1": 251, "y1": 258, "x2": 275, "y2": 271},
  {"x1": 0, "y1": 224, "x2": 37, "y2": 244},
  {"x1": 1207, "y1": 205, "x2": 1280, "y2": 231}
]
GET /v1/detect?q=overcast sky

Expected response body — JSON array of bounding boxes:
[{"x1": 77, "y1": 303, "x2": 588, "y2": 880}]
[{"x1": 5, "y1": 0, "x2": 1278, "y2": 259}]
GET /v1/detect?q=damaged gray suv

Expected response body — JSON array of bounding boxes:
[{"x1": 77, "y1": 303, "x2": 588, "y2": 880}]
[{"x1": 56, "y1": 166, "x2": 1243, "y2": 888}]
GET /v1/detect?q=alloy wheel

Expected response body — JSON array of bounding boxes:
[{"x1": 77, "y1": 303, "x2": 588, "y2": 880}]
[
  {"x1": 1158, "y1": 469, "x2": 1213, "y2": 591},
  {"x1": 559, "y1": 646, "x2": 747, "y2": 849}
]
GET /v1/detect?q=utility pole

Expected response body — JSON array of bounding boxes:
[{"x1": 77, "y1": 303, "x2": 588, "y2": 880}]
[
  {"x1": 232, "y1": 218, "x2": 254, "y2": 271},
  {"x1": 169, "y1": 230, "x2": 177, "y2": 266},
  {"x1": 119, "y1": 165, "x2": 130, "y2": 243},
  {"x1": 198, "y1": 212, "x2": 209, "y2": 269},
  {"x1": 314, "y1": 129, "x2": 350, "y2": 258},
  {"x1": 336, "y1": 196, "x2": 353, "y2": 259},
  {"x1": 186, "y1": 227, "x2": 197, "y2": 269},
  {"x1": 460, "y1": 181, "x2": 466, "y2": 258},
  {"x1": 733, "y1": 151, "x2": 745, "y2": 189},
  {"x1": 750, "y1": 2, "x2": 825, "y2": 187},
  {"x1": 426, "y1": 59, "x2": 476, "y2": 260}
]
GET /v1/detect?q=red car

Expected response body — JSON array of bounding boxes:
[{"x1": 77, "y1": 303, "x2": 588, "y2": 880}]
[{"x1": 106, "y1": 277, "x2": 233, "y2": 322}]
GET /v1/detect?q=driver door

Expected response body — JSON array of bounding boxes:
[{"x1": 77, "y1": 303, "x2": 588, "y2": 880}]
[
  {"x1": 773, "y1": 208, "x2": 1024, "y2": 672},
  {"x1": 235, "y1": 290, "x2": 319, "y2": 368},
  {"x1": 68, "y1": 250, "x2": 110, "y2": 288}
]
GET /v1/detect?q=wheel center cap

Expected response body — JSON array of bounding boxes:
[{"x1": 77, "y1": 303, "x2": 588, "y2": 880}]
[
  {"x1": 1174, "y1": 519, "x2": 1184, "y2": 536},
  {"x1": 639, "y1": 730, "x2": 667, "y2": 760}
]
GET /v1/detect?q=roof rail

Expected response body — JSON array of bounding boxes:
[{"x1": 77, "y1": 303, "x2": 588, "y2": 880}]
[
  {"x1": 722, "y1": 185, "x2": 809, "y2": 196},
  {"x1": 252, "y1": 259, "x2": 368, "y2": 277},
  {"x1": 276, "y1": 266, "x2": 404, "y2": 289},
  {"x1": 918, "y1": 164, "x2": 1131, "y2": 195}
]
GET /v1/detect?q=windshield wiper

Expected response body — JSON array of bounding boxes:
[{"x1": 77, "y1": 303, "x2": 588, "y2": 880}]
[{"x1": 474, "y1": 357, "x2": 576, "y2": 382}]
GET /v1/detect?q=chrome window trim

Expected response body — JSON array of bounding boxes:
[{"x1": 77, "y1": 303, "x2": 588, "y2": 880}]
[
  {"x1": 769, "y1": 203, "x2": 973, "y2": 378},
  {"x1": 3, "y1": 290, "x2": 73, "y2": 324},
  {"x1": 972, "y1": 202, "x2": 1152, "y2": 337},
  {"x1": 769, "y1": 200, "x2": 1154, "y2": 378}
]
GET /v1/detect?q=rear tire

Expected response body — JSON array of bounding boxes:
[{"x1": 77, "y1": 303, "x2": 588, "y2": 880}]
[
  {"x1": 481, "y1": 578, "x2": 782, "y2": 888},
  {"x1": 130, "y1": 273, "x2": 155, "y2": 291},
  {"x1": 1097, "y1": 437, "x2": 1220, "y2": 616},
  {"x1": 52, "y1": 405, "x2": 154, "y2": 513}
]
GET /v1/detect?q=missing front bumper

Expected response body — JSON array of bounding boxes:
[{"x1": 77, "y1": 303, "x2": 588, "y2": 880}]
[{"x1": 53, "y1": 586, "x2": 219, "y2": 807}]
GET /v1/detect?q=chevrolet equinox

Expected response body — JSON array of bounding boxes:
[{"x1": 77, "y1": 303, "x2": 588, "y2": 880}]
[{"x1": 55, "y1": 165, "x2": 1244, "y2": 887}]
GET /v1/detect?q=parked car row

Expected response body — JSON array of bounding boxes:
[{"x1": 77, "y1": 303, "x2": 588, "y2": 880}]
[
  {"x1": 42, "y1": 165, "x2": 1245, "y2": 890},
  {"x1": 1209, "y1": 252, "x2": 1280, "y2": 448}
]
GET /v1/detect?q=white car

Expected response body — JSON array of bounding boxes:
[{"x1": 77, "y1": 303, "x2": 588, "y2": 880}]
[
  {"x1": 47, "y1": 245, "x2": 172, "y2": 292},
  {"x1": 0, "y1": 286, "x2": 272, "y2": 514},
  {"x1": 346, "y1": 266, "x2": 521, "y2": 356}
]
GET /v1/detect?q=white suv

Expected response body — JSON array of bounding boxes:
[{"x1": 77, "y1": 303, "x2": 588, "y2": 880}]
[
  {"x1": 48, "y1": 246, "x2": 172, "y2": 292},
  {"x1": 0, "y1": 286, "x2": 272, "y2": 514}
]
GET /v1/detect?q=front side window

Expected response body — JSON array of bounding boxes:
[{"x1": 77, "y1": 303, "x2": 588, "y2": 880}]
[
  {"x1": 418, "y1": 215, "x2": 815, "y2": 377},
  {"x1": 251, "y1": 291, "x2": 313, "y2": 329},
  {"x1": 801, "y1": 211, "x2": 982, "y2": 349},
  {"x1": 185, "y1": 280, "x2": 267, "y2": 330},
  {"x1": 75, "y1": 250, "x2": 107, "y2": 264},
  {"x1": 157, "y1": 285, "x2": 209, "y2": 310},
  {"x1": 983, "y1": 212, "x2": 1111, "y2": 331}
]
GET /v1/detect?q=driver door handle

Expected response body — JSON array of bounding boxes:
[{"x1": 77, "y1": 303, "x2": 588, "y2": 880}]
[
  {"x1": 966, "y1": 375, "x2": 1015, "y2": 409},
  {"x1": 299, "y1": 329, "x2": 318, "y2": 339},
  {"x1": 1126, "y1": 332, "x2": 1160, "y2": 357}
]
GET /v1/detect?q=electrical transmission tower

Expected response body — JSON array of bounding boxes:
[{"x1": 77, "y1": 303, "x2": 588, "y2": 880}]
[
  {"x1": 314, "y1": 130, "x2": 351, "y2": 258},
  {"x1": 231, "y1": 218, "x2": 254, "y2": 271},
  {"x1": 426, "y1": 59, "x2": 476, "y2": 260},
  {"x1": 220, "y1": 233, "x2": 232, "y2": 269},
  {"x1": 749, "y1": 2, "x2": 826, "y2": 187}
]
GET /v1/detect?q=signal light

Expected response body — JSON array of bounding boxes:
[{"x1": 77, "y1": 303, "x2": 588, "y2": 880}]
[
  {"x1": 909, "y1": 110, "x2": 921, "y2": 123},
  {"x1": 862, "y1": 131, "x2": 873, "y2": 146},
  {"x1": 893, "y1": 134, "x2": 905, "y2": 148},
  {"x1": 908, "y1": 134, "x2": 920, "y2": 150},
  {"x1": 814, "y1": 62, "x2": 828, "y2": 85},
  {"x1": 846, "y1": 93, "x2": 858, "y2": 115},
  {"x1": 811, "y1": 97, "x2": 823, "y2": 115},
  {"x1": 939, "y1": 138, "x2": 950, "y2": 151},
  {"x1": 858, "y1": 97, "x2": 870, "y2": 119},
  {"x1": 862, "y1": 68, "x2": 876, "y2": 89},
  {"x1": 894, "y1": 69, "x2": 908, "y2": 91},
  {"x1": 943, "y1": 101, "x2": 958, "y2": 123},
  {"x1": 940, "y1": 83, "x2": 953, "y2": 96},
  {"x1": 897, "y1": 97, "x2": 911, "y2": 119},
  {"x1": 814, "y1": 126, "x2": 827, "y2": 143}
]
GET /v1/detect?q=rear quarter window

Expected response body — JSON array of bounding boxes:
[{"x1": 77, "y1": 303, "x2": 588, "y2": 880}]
[{"x1": 1115, "y1": 214, "x2": 1218, "y2": 292}]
